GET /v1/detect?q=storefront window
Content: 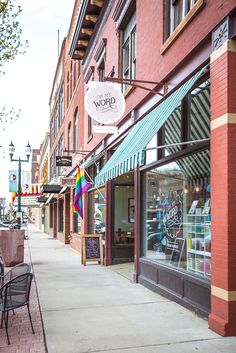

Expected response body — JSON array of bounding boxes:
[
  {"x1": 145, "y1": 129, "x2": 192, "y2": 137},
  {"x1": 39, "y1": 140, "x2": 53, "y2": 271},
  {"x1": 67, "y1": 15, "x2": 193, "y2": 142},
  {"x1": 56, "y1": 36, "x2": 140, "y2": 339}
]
[
  {"x1": 114, "y1": 185, "x2": 134, "y2": 245},
  {"x1": 58, "y1": 199, "x2": 64, "y2": 232},
  {"x1": 73, "y1": 212, "x2": 81, "y2": 234},
  {"x1": 49, "y1": 203, "x2": 53, "y2": 228},
  {"x1": 144, "y1": 149, "x2": 211, "y2": 278},
  {"x1": 88, "y1": 188, "x2": 106, "y2": 238}
]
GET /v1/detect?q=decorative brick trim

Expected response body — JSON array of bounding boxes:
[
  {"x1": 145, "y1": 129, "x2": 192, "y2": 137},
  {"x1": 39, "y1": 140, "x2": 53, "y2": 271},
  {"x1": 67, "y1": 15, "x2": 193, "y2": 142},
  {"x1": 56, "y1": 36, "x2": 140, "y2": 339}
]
[
  {"x1": 211, "y1": 113, "x2": 236, "y2": 130},
  {"x1": 210, "y1": 40, "x2": 236, "y2": 64},
  {"x1": 211, "y1": 285, "x2": 236, "y2": 302}
]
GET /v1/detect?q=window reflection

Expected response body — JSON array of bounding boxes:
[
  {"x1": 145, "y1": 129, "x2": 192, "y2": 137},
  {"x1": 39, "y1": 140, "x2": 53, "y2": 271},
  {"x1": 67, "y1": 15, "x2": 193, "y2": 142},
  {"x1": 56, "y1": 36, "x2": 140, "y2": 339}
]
[
  {"x1": 144, "y1": 149, "x2": 211, "y2": 278},
  {"x1": 88, "y1": 188, "x2": 106, "y2": 239}
]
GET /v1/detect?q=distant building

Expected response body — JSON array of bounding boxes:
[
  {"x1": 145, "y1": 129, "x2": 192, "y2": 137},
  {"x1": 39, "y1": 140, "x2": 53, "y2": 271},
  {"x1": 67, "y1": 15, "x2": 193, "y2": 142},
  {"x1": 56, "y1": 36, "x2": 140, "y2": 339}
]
[{"x1": 31, "y1": 149, "x2": 40, "y2": 184}]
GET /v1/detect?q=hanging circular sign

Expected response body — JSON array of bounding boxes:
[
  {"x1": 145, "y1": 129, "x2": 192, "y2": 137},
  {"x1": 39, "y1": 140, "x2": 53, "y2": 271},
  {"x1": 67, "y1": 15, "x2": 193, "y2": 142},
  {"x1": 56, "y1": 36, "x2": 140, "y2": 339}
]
[{"x1": 85, "y1": 82, "x2": 125, "y2": 124}]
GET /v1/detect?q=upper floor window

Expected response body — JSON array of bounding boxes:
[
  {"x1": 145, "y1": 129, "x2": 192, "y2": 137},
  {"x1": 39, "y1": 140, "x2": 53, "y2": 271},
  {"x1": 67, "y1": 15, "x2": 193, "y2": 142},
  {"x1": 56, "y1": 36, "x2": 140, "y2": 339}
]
[
  {"x1": 54, "y1": 103, "x2": 58, "y2": 136},
  {"x1": 77, "y1": 61, "x2": 80, "y2": 79},
  {"x1": 67, "y1": 123, "x2": 71, "y2": 152},
  {"x1": 88, "y1": 115, "x2": 93, "y2": 138},
  {"x1": 58, "y1": 134, "x2": 64, "y2": 176},
  {"x1": 58, "y1": 134, "x2": 64, "y2": 156},
  {"x1": 95, "y1": 38, "x2": 107, "y2": 83},
  {"x1": 66, "y1": 72, "x2": 69, "y2": 108},
  {"x1": 98, "y1": 59, "x2": 105, "y2": 82},
  {"x1": 54, "y1": 148, "x2": 57, "y2": 177},
  {"x1": 85, "y1": 66, "x2": 95, "y2": 140},
  {"x1": 73, "y1": 62, "x2": 77, "y2": 90},
  {"x1": 168, "y1": 0, "x2": 197, "y2": 35},
  {"x1": 74, "y1": 109, "x2": 78, "y2": 150},
  {"x1": 70, "y1": 62, "x2": 73, "y2": 100},
  {"x1": 50, "y1": 155, "x2": 53, "y2": 180},
  {"x1": 121, "y1": 12, "x2": 136, "y2": 92},
  {"x1": 50, "y1": 119, "x2": 54, "y2": 146},
  {"x1": 59, "y1": 85, "x2": 64, "y2": 124}
]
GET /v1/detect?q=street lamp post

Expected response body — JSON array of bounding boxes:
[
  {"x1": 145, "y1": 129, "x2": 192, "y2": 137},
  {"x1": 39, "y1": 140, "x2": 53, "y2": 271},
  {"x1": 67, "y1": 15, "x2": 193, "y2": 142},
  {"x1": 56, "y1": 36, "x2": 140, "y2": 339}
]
[{"x1": 9, "y1": 141, "x2": 31, "y2": 229}]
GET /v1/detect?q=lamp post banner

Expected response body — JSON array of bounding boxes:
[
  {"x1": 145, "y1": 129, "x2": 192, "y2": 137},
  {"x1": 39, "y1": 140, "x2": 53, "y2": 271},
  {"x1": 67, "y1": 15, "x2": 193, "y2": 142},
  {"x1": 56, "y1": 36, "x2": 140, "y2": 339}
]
[
  {"x1": 8, "y1": 170, "x2": 17, "y2": 192},
  {"x1": 21, "y1": 171, "x2": 31, "y2": 193},
  {"x1": 85, "y1": 82, "x2": 125, "y2": 124}
]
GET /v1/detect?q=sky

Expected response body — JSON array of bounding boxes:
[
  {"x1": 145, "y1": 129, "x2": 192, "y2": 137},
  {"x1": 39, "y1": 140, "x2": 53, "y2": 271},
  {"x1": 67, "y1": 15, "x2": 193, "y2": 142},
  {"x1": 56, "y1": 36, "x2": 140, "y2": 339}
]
[{"x1": 0, "y1": 0, "x2": 75, "y2": 202}]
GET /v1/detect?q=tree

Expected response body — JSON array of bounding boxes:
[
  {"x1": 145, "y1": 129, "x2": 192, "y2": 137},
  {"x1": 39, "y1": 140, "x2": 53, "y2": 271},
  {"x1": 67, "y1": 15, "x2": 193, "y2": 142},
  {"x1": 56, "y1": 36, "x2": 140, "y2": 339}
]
[
  {"x1": 0, "y1": 0, "x2": 28, "y2": 69},
  {"x1": 0, "y1": 0, "x2": 27, "y2": 130}
]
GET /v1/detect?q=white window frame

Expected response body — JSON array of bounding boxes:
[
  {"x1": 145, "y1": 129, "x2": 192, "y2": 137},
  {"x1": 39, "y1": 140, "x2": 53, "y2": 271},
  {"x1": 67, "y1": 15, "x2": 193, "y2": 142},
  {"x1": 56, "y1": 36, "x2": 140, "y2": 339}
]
[
  {"x1": 170, "y1": 0, "x2": 197, "y2": 34},
  {"x1": 74, "y1": 110, "x2": 78, "y2": 150},
  {"x1": 121, "y1": 11, "x2": 136, "y2": 92}
]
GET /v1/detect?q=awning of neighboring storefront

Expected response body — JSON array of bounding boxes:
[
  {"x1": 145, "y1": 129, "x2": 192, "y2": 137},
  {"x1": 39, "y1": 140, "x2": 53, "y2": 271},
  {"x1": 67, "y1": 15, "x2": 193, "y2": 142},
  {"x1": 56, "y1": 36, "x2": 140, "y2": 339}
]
[
  {"x1": 59, "y1": 186, "x2": 70, "y2": 194},
  {"x1": 41, "y1": 184, "x2": 62, "y2": 194},
  {"x1": 37, "y1": 196, "x2": 48, "y2": 203},
  {"x1": 95, "y1": 66, "x2": 207, "y2": 187},
  {"x1": 45, "y1": 194, "x2": 57, "y2": 204}
]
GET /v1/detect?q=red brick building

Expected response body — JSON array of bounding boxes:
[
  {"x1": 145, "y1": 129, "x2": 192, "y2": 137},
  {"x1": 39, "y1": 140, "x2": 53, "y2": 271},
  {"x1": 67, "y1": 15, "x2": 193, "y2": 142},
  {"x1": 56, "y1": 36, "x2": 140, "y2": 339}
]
[
  {"x1": 44, "y1": 1, "x2": 83, "y2": 243},
  {"x1": 45, "y1": 0, "x2": 236, "y2": 336}
]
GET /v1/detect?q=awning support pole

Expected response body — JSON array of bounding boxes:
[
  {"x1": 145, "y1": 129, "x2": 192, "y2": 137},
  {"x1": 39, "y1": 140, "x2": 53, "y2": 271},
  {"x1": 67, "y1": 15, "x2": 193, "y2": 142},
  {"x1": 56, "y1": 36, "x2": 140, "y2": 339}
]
[
  {"x1": 145, "y1": 138, "x2": 210, "y2": 151},
  {"x1": 83, "y1": 168, "x2": 105, "y2": 200}
]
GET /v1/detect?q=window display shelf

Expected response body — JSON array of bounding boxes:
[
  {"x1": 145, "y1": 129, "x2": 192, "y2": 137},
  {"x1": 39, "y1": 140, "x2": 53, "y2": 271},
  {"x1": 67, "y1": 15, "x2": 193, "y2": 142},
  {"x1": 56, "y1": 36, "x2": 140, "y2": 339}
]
[
  {"x1": 188, "y1": 249, "x2": 211, "y2": 257},
  {"x1": 187, "y1": 231, "x2": 205, "y2": 234},
  {"x1": 186, "y1": 213, "x2": 211, "y2": 277}
]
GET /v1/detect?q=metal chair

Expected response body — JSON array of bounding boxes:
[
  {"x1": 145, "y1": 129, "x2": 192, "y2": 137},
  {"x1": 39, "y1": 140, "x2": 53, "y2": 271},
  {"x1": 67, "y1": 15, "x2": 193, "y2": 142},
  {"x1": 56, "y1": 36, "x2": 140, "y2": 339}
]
[
  {"x1": 0, "y1": 272, "x2": 35, "y2": 345},
  {"x1": 1, "y1": 262, "x2": 31, "y2": 285},
  {"x1": 0, "y1": 255, "x2": 4, "y2": 285}
]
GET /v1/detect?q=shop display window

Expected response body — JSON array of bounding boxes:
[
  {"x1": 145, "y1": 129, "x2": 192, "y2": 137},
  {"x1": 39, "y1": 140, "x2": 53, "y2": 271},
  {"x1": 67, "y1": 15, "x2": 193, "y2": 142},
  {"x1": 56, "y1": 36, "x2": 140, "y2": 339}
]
[
  {"x1": 144, "y1": 149, "x2": 211, "y2": 278},
  {"x1": 114, "y1": 185, "x2": 134, "y2": 245},
  {"x1": 73, "y1": 212, "x2": 81, "y2": 234},
  {"x1": 88, "y1": 188, "x2": 106, "y2": 238},
  {"x1": 58, "y1": 199, "x2": 64, "y2": 232}
]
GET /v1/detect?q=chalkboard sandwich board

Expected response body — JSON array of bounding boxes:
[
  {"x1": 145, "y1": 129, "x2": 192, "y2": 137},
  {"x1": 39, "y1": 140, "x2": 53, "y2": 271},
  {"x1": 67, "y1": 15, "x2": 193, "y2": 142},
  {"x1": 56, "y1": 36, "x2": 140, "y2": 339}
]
[
  {"x1": 82, "y1": 234, "x2": 103, "y2": 266},
  {"x1": 169, "y1": 238, "x2": 185, "y2": 267}
]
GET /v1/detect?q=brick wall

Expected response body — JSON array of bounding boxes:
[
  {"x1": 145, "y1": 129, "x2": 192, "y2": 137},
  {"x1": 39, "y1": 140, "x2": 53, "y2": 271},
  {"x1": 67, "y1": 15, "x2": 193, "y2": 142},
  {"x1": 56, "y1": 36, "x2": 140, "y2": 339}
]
[{"x1": 209, "y1": 40, "x2": 236, "y2": 336}]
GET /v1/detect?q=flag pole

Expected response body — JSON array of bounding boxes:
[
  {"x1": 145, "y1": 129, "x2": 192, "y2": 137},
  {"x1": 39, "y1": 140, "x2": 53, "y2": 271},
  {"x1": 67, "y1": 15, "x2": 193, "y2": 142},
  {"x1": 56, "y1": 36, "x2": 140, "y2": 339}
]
[{"x1": 83, "y1": 167, "x2": 105, "y2": 200}]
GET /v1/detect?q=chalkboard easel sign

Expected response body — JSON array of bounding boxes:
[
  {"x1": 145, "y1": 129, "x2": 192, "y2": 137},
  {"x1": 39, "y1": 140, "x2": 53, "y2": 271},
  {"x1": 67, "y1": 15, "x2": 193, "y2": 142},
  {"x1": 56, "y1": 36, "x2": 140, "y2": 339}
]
[
  {"x1": 82, "y1": 234, "x2": 103, "y2": 266},
  {"x1": 169, "y1": 238, "x2": 185, "y2": 267}
]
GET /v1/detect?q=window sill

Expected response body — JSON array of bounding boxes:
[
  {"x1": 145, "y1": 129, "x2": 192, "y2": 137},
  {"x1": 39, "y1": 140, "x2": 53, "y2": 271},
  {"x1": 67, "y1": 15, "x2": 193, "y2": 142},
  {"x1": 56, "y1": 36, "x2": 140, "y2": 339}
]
[
  {"x1": 123, "y1": 85, "x2": 135, "y2": 98},
  {"x1": 160, "y1": 0, "x2": 205, "y2": 55}
]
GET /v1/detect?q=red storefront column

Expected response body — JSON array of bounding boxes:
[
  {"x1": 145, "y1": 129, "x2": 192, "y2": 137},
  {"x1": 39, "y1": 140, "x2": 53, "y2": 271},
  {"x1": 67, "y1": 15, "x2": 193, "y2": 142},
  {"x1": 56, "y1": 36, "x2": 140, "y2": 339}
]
[
  {"x1": 64, "y1": 193, "x2": 70, "y2": 244},
  {"x1": 209, "y1": 40, "x2": 236, "y2": 336},
  {"x1": 104, "y1": 179, "x2": 112, "y2": 265},
  {"x1": 133, "y1": 166, "x2": 140, "y2": 283}
]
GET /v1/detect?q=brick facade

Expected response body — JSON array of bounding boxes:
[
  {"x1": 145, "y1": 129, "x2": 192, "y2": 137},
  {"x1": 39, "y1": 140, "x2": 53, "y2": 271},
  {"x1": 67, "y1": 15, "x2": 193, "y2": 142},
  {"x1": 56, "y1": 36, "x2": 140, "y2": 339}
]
[{"x1": 209, "y1": 40, "x2": 236, "y2": 336}]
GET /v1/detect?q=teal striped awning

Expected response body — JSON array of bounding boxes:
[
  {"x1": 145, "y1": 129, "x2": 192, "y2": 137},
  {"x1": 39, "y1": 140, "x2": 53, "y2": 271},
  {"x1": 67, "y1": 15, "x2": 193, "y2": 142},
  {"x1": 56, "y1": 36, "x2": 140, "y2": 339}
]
[{"x1": 95, "y1": 66, "x2": 207, "y2": 187}]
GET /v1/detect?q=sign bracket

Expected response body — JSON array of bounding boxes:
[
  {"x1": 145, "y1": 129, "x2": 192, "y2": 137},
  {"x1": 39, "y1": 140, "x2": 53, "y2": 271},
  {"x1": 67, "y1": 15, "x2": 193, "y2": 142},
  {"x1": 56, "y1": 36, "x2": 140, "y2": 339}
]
[{"x1": 105, "y1": 66, "x2": 168, "y2": 96}]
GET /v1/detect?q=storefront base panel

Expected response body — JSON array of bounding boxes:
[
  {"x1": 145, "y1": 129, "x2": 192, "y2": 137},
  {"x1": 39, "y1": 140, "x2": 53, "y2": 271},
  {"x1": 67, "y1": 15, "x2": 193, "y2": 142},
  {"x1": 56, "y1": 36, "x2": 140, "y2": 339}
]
[
  {"x1": 57, "y1": 231, "x2": 70, "y2": 245},
  {"x1": 139, "y1": 258, "x2": 210, "y2": 317},
  {"x1": 48, "y1": 228, "x2": 54, "y2": 238},
  {"x1": 70, "y1": 233, "x2": 82, "y2": 254}
]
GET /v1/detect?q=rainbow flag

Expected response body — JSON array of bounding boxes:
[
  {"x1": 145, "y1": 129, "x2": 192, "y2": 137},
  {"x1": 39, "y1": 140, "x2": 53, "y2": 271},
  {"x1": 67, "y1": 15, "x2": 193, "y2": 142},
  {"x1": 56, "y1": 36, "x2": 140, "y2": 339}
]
[{"x1": 73, "y1": 165, "x2": 91, "y2": 219}]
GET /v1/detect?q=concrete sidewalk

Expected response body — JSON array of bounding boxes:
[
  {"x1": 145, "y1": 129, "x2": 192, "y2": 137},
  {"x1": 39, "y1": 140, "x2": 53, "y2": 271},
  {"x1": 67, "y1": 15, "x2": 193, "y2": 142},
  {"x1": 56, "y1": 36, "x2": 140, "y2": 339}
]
[
  {"x1": 0, "y1": 227, "x2": 236, "y2": 353},
  {"x1": 28, "y1": 225, "x2": 236, "y2": 353}
]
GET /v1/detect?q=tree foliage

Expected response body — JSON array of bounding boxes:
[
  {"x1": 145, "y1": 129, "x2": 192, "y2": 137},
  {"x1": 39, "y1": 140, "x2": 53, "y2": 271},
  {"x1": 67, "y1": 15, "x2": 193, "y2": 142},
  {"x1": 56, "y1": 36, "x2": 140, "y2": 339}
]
[{"x1": 0, "y1": 0, "x2": 28, "y2": 69}]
